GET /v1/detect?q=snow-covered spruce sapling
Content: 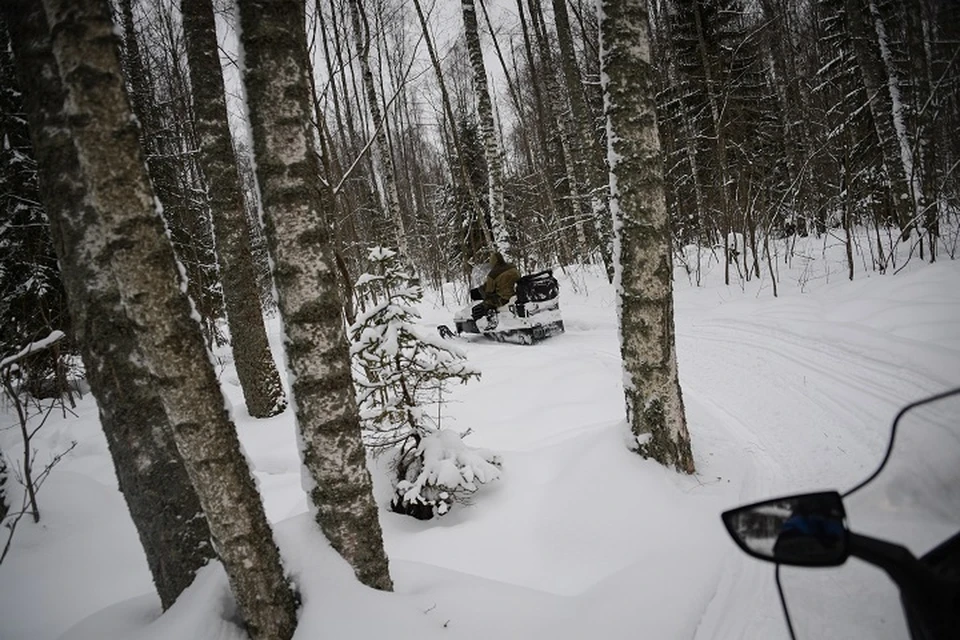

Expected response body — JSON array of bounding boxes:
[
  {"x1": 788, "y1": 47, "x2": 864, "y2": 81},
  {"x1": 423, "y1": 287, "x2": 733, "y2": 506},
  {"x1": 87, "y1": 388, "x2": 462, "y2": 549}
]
[{"x1": 349, "y1": 247, "x2": 500, "y2": 519}]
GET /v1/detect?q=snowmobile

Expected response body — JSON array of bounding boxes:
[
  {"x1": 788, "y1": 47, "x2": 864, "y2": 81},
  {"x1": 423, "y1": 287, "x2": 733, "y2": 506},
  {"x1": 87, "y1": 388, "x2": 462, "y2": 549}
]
[
  {"x1": 438, "y1": 270, "x2": 565, "y2": 345},
  {"x1": 721, "y1": 387, "x2": 960, "y2": 640}
]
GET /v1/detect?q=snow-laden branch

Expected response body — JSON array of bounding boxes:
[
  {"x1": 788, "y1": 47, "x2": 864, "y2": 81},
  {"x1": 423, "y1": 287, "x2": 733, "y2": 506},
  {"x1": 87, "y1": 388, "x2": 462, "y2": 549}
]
[{"x1": 0, "y1": 330, "x2": 66, "y2": 371}]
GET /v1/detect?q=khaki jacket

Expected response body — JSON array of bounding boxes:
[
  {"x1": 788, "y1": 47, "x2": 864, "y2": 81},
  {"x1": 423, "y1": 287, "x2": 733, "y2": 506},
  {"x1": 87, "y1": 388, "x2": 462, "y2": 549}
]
[{"x1": 483, "y1": 263, "x2": 520, "y2": 307}]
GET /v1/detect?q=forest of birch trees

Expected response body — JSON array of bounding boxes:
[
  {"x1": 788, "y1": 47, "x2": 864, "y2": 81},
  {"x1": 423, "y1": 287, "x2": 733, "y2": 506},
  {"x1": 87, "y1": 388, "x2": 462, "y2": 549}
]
[
  {"x1": 4, "y1": 0, "x2": 958, "y2": 368},
  {"x1": 0, "y1": 0, "x2": 957, "y2": 636}
]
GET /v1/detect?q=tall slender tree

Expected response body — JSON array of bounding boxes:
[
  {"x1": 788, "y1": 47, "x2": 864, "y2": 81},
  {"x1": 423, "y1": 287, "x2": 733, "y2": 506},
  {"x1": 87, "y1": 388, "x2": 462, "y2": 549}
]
[
  {"x1": 600, "y1": 0, "x2": 694, "y2": 473},
  {"x1": 411, "y1": 0, "x2": 492, "y2": 253},
  {"x1": 236, "y1": 0, "x2": 393, "y2": 591},
  {"x1": 1, "y1": 0, "x2": 216, "y2": 610},
  {"x1": 19, "y1": 0, "x2": 298, "y2": 635},
  {"x1": 844, "y1": 0, "x2": 919, "y2": 235},
  {"x1": 180, "y1": 0, "x2": 287, "y2": 419},
  {"x1": 117, "y1": 0, "x2": 224, "y2": 343},
  {"x1": 551, "y1": 0, "x2": 613, "y2": 279},
  {"x1": 461, "y1": 0, "x2": 510, "y2": 255},
  {"x1": 347, "y1": 0, "x2": 408, "y2": 256}
]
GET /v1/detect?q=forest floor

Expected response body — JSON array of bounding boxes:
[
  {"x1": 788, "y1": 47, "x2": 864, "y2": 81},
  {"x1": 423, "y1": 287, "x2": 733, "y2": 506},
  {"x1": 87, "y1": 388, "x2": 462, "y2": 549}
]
[{"x1": 1, "y1": 233, "x2": 959, "y2": 640}]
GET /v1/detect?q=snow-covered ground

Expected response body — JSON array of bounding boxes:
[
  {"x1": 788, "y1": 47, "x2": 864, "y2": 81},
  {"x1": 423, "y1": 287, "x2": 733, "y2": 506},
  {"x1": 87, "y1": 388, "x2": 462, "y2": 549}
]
[{"x1": 1, "y1": 235, "x2": 958, "y2": 640}]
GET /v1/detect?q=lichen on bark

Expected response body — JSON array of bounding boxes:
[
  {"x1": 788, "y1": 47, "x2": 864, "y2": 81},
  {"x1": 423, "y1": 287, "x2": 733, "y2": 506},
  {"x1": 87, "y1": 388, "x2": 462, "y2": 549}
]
[
  {"x1": 32, "y1": 0, "x2": 299, "y2": 636},
  {"x1": 601, "y1": 0, "x2": 695, "y2": 474},
  {"x1": 236, "y1": 0, "x2": 393, "y2": 591},
  {"x1": 180, "y1": 0, "x2": 287, "y2": 419}
]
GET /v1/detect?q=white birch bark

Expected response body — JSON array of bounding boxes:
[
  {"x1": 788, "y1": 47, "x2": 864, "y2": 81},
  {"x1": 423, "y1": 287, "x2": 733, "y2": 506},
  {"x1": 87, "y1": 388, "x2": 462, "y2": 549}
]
[
  {"x1": 844, "y1": 0, "x2": 915, "y2": 233},
  {"x1": 181, "y1": 0, "x2": 287, "y2": 419},
  {"x1": 235, "y1": 0, "x2": 393, "y2": 591},
  {"x1": 868, "y1": 0, "x2": 923, "y2": 221},
  {"x1": 599, "y1": 0, "x2": 694, "y2": 473},
  {"x1": 461, "y1": 0, "x2": 510, "y2": 255},
  {"x1": 35, "y1": 0, "x2": 298, "y2": 636}
]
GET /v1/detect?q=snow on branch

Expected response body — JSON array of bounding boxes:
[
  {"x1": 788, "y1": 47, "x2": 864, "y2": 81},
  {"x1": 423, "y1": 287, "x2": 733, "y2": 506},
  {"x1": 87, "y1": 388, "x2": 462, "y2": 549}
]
[
  {"x1": 0, "y1": 330, "x2": 66, "y2": 371},
  {"x1": 349, "y1": 246, "x2": 498, "y2": 519}
]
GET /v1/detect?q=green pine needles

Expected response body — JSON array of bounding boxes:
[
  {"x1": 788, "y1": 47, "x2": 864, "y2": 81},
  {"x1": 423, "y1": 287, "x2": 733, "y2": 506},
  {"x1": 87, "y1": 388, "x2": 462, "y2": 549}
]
[{"x1": 350, "y1": 247, "x2": 499, "y2": 519}]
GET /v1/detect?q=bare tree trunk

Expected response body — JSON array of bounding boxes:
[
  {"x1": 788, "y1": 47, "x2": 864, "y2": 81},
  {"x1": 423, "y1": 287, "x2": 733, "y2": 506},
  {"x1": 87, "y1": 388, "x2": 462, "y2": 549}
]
[
  {"x1": 235, "y1": 0, "x2": 393, "y2": 592},
  {"x1": 347, "y1": 0, "x2": 407, "y2": 255},
  {"x1": 551, "y1": 0, "x2": 614, "y2": 279},
  {"x1": 29, "y1": 0, "x2": 298, "y2": 635},
  {"x1": 0, "y1": 450, "x2": 7, "y2": 523},
  {"x1": 117, "y1": 0, "x2": 224, "y2": 344},
  {"x1": 844, "y1": 0, "x2": 916, "y2": 235},
  {"x1": 181, "y1": 0, "x2": 287, "y2": 419},
  {"x1": 600, "y1": 0, "x2": 694, "y2": 473},
  {"x1": 1, "y1": 0, "x2": 216, "y2": 610},
  {"x1": 461, "y1": 0, "x2": 510, "y2": 255},
  {"x1": 526, "y1": 0, "x2": 590, "y2": 256},
  {"x1": 515, "y1": 0, "x2": 576, "y2": 262}
]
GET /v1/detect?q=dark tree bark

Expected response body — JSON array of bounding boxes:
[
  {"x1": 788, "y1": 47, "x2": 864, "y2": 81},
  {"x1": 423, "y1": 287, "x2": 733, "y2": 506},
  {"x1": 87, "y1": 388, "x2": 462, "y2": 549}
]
[
  {"x1": 1, "y1": 0, "x2": 215, "y2": 610},
  {"x1": 600, "y1": 0, "x2": 694, "y2": 473},
  {"x1": 235, "y1": 0, "x2": 393, "y2": 592},
  {"x1": 0, "y1": 447, "x2": 7, "y2": 523},
  {"x1": 180, "y1": 0, "x2": 287, "y2": 419},
  {"x1": 843, "y1": 0, "x2": 917, "y2": 235},
  {"x1": 18, "y1": 0, "x2": 298, "y2": 635}
]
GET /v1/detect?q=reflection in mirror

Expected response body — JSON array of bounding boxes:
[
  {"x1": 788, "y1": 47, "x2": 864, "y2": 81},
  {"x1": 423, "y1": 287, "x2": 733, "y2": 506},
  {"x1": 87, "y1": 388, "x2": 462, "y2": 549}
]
[{"x1": 722, "y1": 491, "x2": 848, "y2": 566}]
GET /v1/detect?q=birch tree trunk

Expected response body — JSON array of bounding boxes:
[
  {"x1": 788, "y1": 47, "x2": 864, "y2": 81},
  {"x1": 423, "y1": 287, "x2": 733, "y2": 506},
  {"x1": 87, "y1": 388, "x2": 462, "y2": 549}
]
[
  {"x1": 117, "y1": 0, "x2": 224, "y2": 344},
  {"x1": 347, "y1": 0, "x2": 407, "y2": 255},
  {"x1": 844, "y1": 0, "x2": 916, "y2": 234},
  {"x1": 551, "y1": 0, "x2": 613, "y2": 279},
  {"x1": 1, "y1": 0, "x2": 216, "y2": 610},
  {"x1": 411, "y1": 0, "x2": 493, "y2": 249},
  {"x1": 180, "y1": 0, "x2": 287, "y2": 419},
  {"x1": 29, "y1": 0, "x2": 298, "y2": 635},
  {"x1": 235, "y1": 0, "x2": 393, "y2": 592},
  {"x1": 600, "y1": 0, "x2": 694, "y2": 473},
  {"x1": 461, "y1": 0, "x2": 510, "y2": 255}
]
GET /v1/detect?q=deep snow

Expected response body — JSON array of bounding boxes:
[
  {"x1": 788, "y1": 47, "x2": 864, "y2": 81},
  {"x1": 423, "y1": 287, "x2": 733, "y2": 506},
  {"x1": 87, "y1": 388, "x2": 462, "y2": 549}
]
[{"x1": 1, "y1": 236, "x2": 958, "y2": 640}]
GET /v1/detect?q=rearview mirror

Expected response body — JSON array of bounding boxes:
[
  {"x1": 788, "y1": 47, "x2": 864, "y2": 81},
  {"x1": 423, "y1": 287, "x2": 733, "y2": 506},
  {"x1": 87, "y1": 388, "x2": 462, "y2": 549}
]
[{"x1": 721, "y1": 491, "x2": 849, "y2": 567}]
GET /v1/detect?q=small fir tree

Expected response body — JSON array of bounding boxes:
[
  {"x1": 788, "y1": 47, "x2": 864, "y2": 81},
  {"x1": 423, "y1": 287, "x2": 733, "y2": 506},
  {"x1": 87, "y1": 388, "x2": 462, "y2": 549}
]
[{"x1": 350, "y1": 247, "x2": 499, "y2": 519}]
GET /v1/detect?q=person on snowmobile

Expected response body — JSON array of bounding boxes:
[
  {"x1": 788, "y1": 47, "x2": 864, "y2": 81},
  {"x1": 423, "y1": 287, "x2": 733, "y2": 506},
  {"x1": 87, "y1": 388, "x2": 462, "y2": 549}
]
[{"x1": 472, "y1": 251, "x2": 520, "y2": 320}]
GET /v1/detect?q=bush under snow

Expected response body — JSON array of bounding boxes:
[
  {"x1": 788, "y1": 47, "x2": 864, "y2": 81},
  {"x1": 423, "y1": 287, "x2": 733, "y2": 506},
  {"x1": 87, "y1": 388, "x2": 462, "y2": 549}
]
[{"x1": 392, "y1": 429, "x2": 501, "y2": 519}]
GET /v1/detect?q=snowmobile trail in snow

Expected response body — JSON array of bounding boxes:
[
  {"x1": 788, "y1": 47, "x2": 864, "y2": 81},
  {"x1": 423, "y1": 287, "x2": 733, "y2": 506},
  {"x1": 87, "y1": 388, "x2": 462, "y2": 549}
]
[
  {"x1": 6, "y1": 261, "x2": 958, "y2": 640},
  {"x1": 408, "y1": 262, "x2": 959, "y2": 639},
  {"x1": 681, "y1": 269, "x2": 960, "y2": 639}
]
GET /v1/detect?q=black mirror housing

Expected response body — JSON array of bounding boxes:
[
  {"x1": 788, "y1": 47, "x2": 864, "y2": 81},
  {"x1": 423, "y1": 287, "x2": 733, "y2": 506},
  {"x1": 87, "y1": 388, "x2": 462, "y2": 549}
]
[{"x1": 722, "y1": 491, "x2": 849, "y2": 567}]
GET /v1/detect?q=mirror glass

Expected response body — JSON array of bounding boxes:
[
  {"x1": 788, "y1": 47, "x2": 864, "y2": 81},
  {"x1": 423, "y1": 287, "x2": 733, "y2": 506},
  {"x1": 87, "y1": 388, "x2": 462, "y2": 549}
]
[{"x1": 722, "y1": 491, "x2": 848, "y2": 566}]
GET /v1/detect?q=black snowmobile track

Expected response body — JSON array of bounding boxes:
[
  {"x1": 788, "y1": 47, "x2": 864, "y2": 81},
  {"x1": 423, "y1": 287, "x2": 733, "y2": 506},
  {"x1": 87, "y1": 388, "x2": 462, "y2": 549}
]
[{"x1": 437, "y1": 320, "x2": 564, "y2": 345}]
